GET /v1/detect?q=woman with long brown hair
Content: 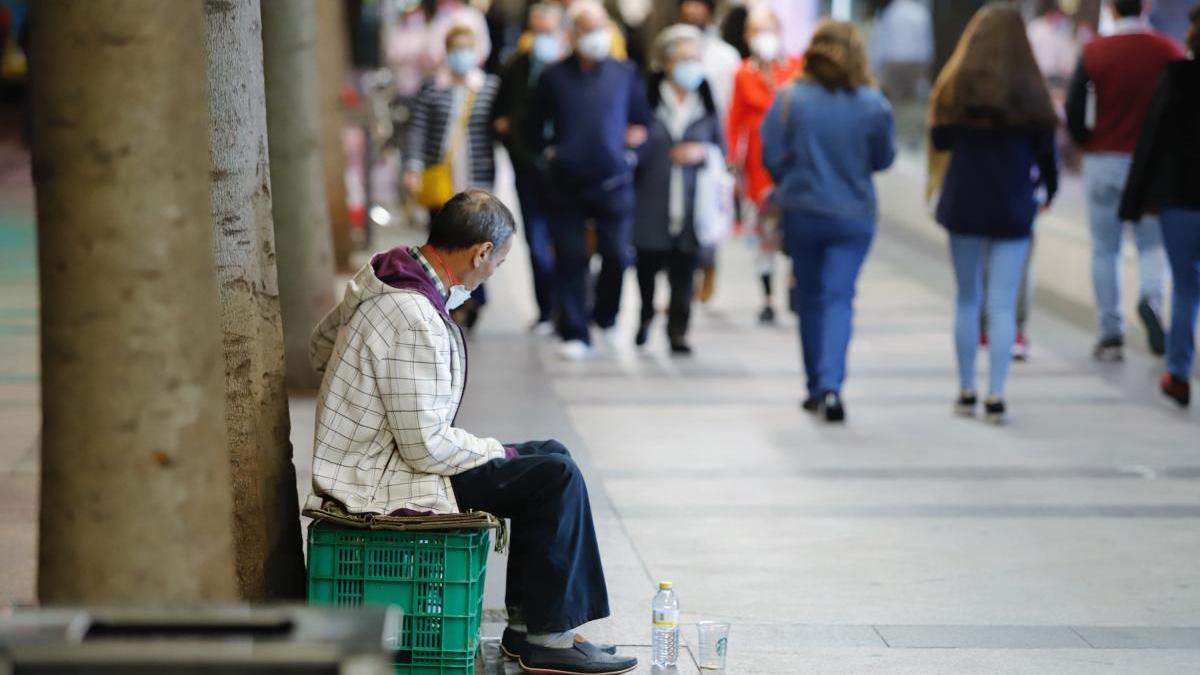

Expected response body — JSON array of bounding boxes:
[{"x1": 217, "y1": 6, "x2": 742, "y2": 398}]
[
  {"x1": 761, "y1": 21, "x2": 895, "y2": 423},
  {"x1": 929, "y1": 3, "x2": 1059, "y2": 424}
]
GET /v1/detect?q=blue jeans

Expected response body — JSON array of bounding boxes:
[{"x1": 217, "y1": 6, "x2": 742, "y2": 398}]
[
  {"x1": 450, "y1": 440, "x2": 609, "y2": 633},
  {"x1": 515, "y1": 167, "x2": 556, "y2": 323},
  {"x1": 783, "y1": 211, "x2": 875, "y2": 397},
  {"x1": 950, "y1": 234, "x2": 1032, "y2": 398},
  {"x1": 1083, "y1": 153, "x2": 1169, "y2": 339},
  {"x1": 1160, "y1": 208, "x2": 1200, "y2": 379}
]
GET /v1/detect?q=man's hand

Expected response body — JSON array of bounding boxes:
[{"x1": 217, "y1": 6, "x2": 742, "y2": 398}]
[
  {"x1": 493, "y1": 116, "x2": 511, "y2": 136},
  {"x1": 670, "y1": 142, "x2": 707, "y2": 166},
  {"x1": 625, "y1": 124, "x2": 648, "y2": 148}
]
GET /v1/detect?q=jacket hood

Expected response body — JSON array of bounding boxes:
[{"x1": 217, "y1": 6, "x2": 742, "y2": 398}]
[{"x1": 309, "y1": 247, "x2": 449, "y2": 375}]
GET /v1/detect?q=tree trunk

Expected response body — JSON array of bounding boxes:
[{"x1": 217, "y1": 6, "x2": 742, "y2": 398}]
[
  {"x1": 262, "y1": 0, "x2": 336, "y2": 390},
  {"x1": 30, "y1": 0, "x2": 238, "y2": 604},
  {"x1": 205, "y1": 0, "x2": 305, "y2": 600},
  {"x1": 316, "y1": 0, "x2": 354, "y2": 273}
]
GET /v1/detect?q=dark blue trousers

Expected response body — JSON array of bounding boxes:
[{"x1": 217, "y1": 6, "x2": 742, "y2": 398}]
[
  {"x1": 514, "y1": 168, "x2": 557, "y2": 323},
  {"x1": 547, "y1": 178, "x2": 635, "y2": 344},
  {"x1": 783, "y1": 210, "x2": 875, "y2": 398},
  {"x1": 449, "y1": 440, "x2": 610, "y2": 633}
]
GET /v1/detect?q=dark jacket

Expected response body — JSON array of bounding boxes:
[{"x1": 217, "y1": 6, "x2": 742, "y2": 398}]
[
  {"x1": 493, "y1": 51, "x2": 545, "y2": 174},
  {"x1": 528, "y1": 55, "x2": 652, "y2": 188},
  {"x1": 932, "y1": 125, "x2": 1058, "y2": 240},
  {"x1": 1120, "y1": 60, "x2": 1200, "y2": 221},
  {"x1": 404, "y1": 75, "x2": 501, "y2": 188},
  {"x1": 632, "y1": 75, "x2": 724, "y2": 254}
]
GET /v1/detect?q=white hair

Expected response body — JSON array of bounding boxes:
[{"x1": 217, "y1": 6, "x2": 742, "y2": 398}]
[
  {"x1": 653, "y1": 24, "x2": 703, "y2": 70},
  {"x1": 566, "y1": 0, "x2": 608, "y2": 32}
]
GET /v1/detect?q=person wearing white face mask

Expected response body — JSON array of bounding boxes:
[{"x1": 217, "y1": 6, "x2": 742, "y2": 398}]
[
  {"x1": 308, "y1": 190, "x2": 637, "y2": 675},
  {"x1": 726, "y1": 6, "x2": 802, "y2": 326},
  {"x1": 632, "y1": 25, "x2": 726, "y2": 356},
  {"x1": 404, "y1": 25, "x2": 502, "y2": 328},
  {"x1": 495, "y1": 3, "x2": 566, "y2": 336},
  {"x1": 527, "y1": 0, "x2": 653, "y2": 361}
]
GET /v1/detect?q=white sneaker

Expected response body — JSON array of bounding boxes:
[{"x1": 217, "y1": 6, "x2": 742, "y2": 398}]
[
  {"x1": 558, "y1": 340, "x2": 593, "y2": 361},
  {"x1": 599, "y1": 327, "x2": 622, "y2": 351},
  {"x1": 531, "y1": 321, "x2": 555, "y2": 338}
]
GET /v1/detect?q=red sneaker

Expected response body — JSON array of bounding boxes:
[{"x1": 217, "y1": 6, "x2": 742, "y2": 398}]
[
  {"x1": 1160, "y1": 373, "x2": 1191, "y2": 408},
  {"x1": 1012, "y1": 333, "x2": 1030, "y2": 362}
]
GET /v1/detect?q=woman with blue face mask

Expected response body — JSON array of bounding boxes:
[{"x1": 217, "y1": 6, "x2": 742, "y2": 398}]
[
  {"x1": 631, "y1": 25, "x2": 726, "y2": 355},
  {"x1": 404, "y1": 24, "x2": 502, "y2": 330}
]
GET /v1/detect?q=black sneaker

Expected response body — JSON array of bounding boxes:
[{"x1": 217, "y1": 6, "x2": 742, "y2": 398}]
[
  {"x1": 758, "y1": 306, "x2": 776, "y2": 324},
  {"x1": 501, "y1": 630, "x2": 618, "y2": 661},
  {"x1": 635, "y1": 319, "x2": 651, "y2": 348},
  {"x1": 954, "y1": 392, "x2": 978, "y2": 417},
  {"x1": 984, "y1": 398, "x2": 1007, "y2": 425},
  {"x1": 820, "y1": 391, "x2": 845, "y2": 423},
  {"x1": 668, "y1": 335, "x2": 693, "y2": 356},
  {"x1": 1093, "y1": 336, "x2": 1124, "y2": 362},
  {"x1": 520, "y1": 640, "x2": 636, "y2": 675},
  {"x1": 801, "y1": 397, "x2": 820, "y2": 413},
  {"x1": 1138, "y1": 299, "x2": 1166, "y2": 356}
]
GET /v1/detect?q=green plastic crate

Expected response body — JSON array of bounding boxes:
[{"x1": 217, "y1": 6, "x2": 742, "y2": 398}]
[{"x1": 307, "y1": 521, "x2": 490, "y2": 674}]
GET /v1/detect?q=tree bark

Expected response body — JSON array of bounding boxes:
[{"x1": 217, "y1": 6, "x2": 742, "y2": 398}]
[
  {"x1": 205, "y1": 0, "x2": 305, "y2": 600},
  {"x1": 316, "y1": 0, "x2": 353, "y2": 273},
  {"x1": 30, "y1": 0, "x2": 238, "y2": 604},
  {"x1": 262, "y1": 0, "x2": 336, "y2": 390}
]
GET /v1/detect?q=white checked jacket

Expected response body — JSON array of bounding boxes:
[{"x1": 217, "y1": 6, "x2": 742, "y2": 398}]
[{"x1": 307, "y1": 251, "x2": 505, "y2": 515}]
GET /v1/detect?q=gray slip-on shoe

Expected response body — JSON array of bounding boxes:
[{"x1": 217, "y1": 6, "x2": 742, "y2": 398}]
[
  {"x1": 500, "y1": 629, "x2": 617, "y2": 661},
  {"x1": 519, "y1": 640, "x2": 637, "y2": 675}
]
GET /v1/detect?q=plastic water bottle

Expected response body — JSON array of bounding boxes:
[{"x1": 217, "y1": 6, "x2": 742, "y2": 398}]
[{"x1": 651, "y1": 581, "x2": 680, "y2": 667}]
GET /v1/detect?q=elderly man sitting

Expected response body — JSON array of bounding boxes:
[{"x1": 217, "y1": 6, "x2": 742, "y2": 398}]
[{"x1": 308, "y1": 190, "x2": 637, "y2": 675}]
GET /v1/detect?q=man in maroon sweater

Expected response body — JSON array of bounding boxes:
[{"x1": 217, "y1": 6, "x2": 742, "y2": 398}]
[{"x1": 1065, "y1": 0, "x2": 1185, "y2": 362}]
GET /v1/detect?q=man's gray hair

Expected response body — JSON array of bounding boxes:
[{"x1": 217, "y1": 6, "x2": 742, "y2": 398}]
[
  {"x1": 652, "y1": 24, "x2": 704, "y2": 70},
  {"x1": 427, "y1": 189, "x2": 516, "y2": 252},
  {"x1": 566, "y1": 0, "x2": 607, "y2": 32}
]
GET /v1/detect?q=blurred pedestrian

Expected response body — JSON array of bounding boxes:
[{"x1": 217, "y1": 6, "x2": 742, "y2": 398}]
[
  {"x1": 404, "y1": 24, "x2": 501, "y2": 329},
  {"x1": 868, "y1": 0, "x2": 933, "y2": 149},
  {"x1": 1120, "y1": 5, "x2": 1200, "y2": 407},
  {"x1": 528, "y1": 0, "x2": 651, "y2": 360},
  {"x1": 425, "y1": 0, "x2": 492, "y2": 74},
  {"x1": 676, "y1": 0, "x2": 741, "y2": 305},
  {"x1": 762, "y1": 21, "x2": 895, "y2": 423},
  {"x1": 930, "y1": 3, "x2": 1059, "y2": 425},
  {"x1": 1065, "y1": 0, "x2": 1185, "y2": 362},
  {"x1": 494, "y1": 3, "x2": 565, "y2": 336},
  {"x1": 726, "y1": 6, "x2": 801, "y2": 325},
  {"x1": 632, "y1": 25, "x2": 725, "y2": 356}
]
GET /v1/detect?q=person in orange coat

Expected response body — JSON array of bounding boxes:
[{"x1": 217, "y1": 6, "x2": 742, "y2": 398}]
[{"x1": 727, "y1": 6, "x2": 803, "y2": 324}]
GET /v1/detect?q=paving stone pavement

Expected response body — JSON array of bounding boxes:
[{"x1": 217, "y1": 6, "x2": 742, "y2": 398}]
[{"x1": 3, "y1": 142, "x2": 1199, "y2": 672}]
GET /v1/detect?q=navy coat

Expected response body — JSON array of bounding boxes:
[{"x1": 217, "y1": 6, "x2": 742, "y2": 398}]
[{"x1": 633, "y1": 73, "x2": 725, "y2": 254}]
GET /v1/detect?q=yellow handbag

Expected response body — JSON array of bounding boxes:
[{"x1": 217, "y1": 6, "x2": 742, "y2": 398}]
[{"x1": 417, "y1": 89, "x2": 477, "y2": 209}]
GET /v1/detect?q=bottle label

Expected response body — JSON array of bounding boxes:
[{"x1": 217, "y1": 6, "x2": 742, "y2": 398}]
[{"x1": 653, "y1": 610, "x2": 678, "y2": 627}]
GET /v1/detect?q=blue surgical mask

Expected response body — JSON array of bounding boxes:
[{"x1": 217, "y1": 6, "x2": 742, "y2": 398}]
[
  {"x1": 671, "y1": 60, "x2": 705, "y2": 92},
  {"x1": 532, "y1": 33, "x2": 562, "y2": 63},
  {"x1": 446, "y1": 284, "x2": 472, "y2": 310},
  {"x1": 447, "y1": 48, "x2": 476, "y2": 75}
]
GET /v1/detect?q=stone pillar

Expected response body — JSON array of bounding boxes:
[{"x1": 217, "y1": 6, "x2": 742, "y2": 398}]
[
  {"x1": 316, "y1": 0, "x2": 354, "y2": 273},
  {"x1": 262, "y1": 0, "x2": 336, "y2": 390},
  {"x1": 30, "y1": 0, "x2": 238, "y2": 604},
  {"x1": 205, "y1": 0, "x2": 305, "y2": 600}
]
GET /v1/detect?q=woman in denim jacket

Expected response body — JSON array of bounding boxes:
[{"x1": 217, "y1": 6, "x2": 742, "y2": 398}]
[{"x1": 761, "y1": 21, "x2": 895, "y2": 423}]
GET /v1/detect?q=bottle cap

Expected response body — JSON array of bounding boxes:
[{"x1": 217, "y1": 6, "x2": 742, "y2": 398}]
[{"x1": 659, "y1": 581, "x2": 673, "y2": 590}]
